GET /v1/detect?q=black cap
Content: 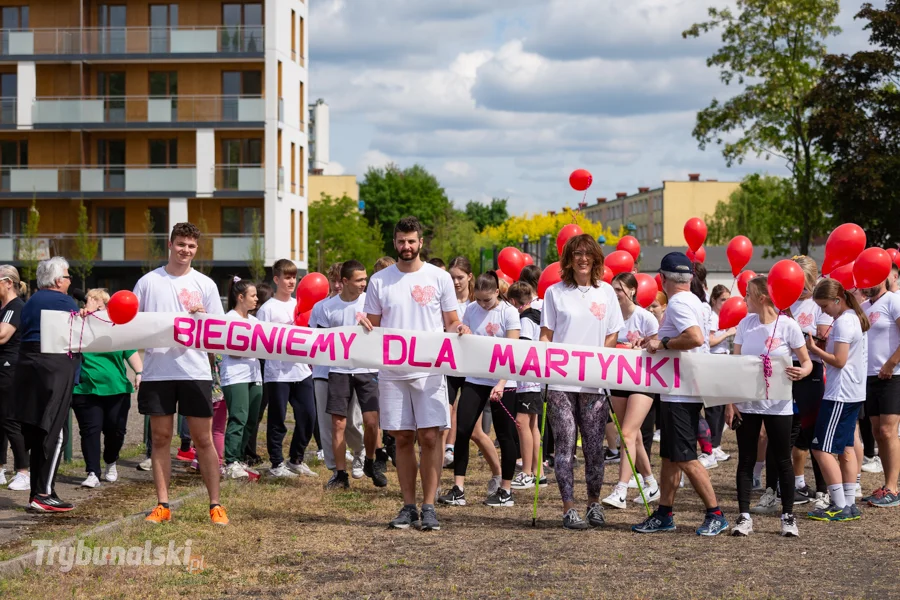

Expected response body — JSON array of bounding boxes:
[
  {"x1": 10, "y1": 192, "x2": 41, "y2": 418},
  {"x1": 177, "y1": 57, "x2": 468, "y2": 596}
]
[{"x1": 659, "y1": 252, "x2": 694, "y2": 275}]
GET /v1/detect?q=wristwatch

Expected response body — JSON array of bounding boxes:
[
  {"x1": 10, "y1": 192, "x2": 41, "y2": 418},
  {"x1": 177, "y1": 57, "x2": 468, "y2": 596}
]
[{"x1": 661, "y1": 337, "x2": 670, "y2": 350}]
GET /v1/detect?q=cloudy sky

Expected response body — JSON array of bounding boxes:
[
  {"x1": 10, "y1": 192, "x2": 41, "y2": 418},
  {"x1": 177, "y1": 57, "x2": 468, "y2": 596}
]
[{"x1": 308, "y1": 0, "x2": 879, "y2": 216}]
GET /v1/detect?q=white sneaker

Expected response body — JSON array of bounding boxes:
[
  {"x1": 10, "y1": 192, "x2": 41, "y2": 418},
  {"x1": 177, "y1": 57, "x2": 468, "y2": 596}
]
[
  {"x1": 752, "y1": 474, "x2": 763, "y2": 491},
  {"x1": 345, "y1": 450, "x2": 354, "y2": 463},
  {"x1": 731, "y1": 515, "x2": 753, "y2": 536},
  {"x1": 751, "y1": 487, "x2": 779, "y2": 514},
  {"x1": 814, "y1": 492, "x2": 830, "y2": 510},
  {"x1": 861, "y1": 456, "x2": 883, "y2": 474},
  {"x1": 81, "y1": 472, "x2": 101, "y2": 488},
  {"x1": 286, "y1": 460, "x2": 318, "y2": 477},
  {"x1": 679, "y1": 473, "x2": 685, "y2": 488},
  {"x1": 652, "y1": 429, "x2": 661, "y2": 443},
  {"x1": 443, "y1": 448, "x2": 454, "y2": 467},
  {"x1": 270, "y1": 464, "x2": 299, "y2": 478},
  {"x1": 698, "y1": 453, "x2": 718, "y2": 469},
  {"x1": 511, "y1": 472, "x2": 535, "y2": 490},
  {"x1": 855, "y1": 483, "x2": 862, "y2": 498},
  {"x1": 137, "y1": 457, "x2": 153, "y2": 471},
  {"x1": 601, "y1": 488, "x2": 627, "y2": 510},
  {"x1": 351, "y1": 454, "x2": 365, "y2": 479},
  {"x1": 627, "y1": 474, "x2": 644, "y2": 489},
  {"x1": 487, "y1": 475, "x2": 502, "y2": 496},
  {"x1": 225, "y1": 462, "x2": 250, "y2": 479},
  {"x1": 712, "y1": 447, "x2": 730, "y2": 462},
  {"x1": 104, "y1": 463, "x2": 118, "y2": 483},
  {"x1": 0, "y1": 468, "x2": 6, "y2": 486},
  {"x1": 634, "y1": 486, "x2": 661, "y2": 504},
  {"x1": 316, "y1": 449, "x2": 325, "y2": 461},
  {"x1": 7, "y1": 471, "x2": 29, "y2": 491},
  {"x1": 781, "y1": 514, "x2": 799, "y2": 538}
]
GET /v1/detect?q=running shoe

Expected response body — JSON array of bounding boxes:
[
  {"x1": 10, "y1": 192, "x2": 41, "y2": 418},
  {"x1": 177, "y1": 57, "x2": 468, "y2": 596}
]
[
  {"x1": 633, "y1": 486, "x2": 661, "y2": 504},
  {"x1": 849, "y1": 504, "x2": 862, "y2": 519},
  {"x1": 175, "y1": 448, "x2": 196, "y2": 462},
  {"x1": 316, "y1": 449, "x2": 325, "y2": 461},
  {"x1": 137, "y1": 457, "x2": 153, "y2": 471},
  {"x1": 627, "y1": 475, "x2": 644, "y2": 489},
  {"x1": 861, "y1": 455, "x2": 883, "y2": 474},
  {"x1": 855, "y1": 483, "x2": 863, "y2": 499},
  {"x1": 862, "y1": 486, "x2": 886, "y2": 504},
  {"x1": 363, "y1": 456, "x2": 389, "y2": 488},
  {"x1": 286, "y1": 460, "x2": 318, "y2": 477},
  {"x1": 7, "y1": 471, "x2": 29, "y2": 491},
  {"x1": 81, "y1": 472, "x2": 100, "y2": 488},
  {"x1": 793, "y1": 484, "x2": 812, "y2": 505},
  {"x1": 652, "y1": 429, "x2": 661, "y2": 443},
  {"x1": 30, "y1": 494, "x2": 75, "y2": 513},
  {"x1": 586, "y1": 502, "x2": 606, "y2": 527},
  {"x1": 269, "y1": 464, "x2": 299, "y2": 478},
  {"x1": 485, "y1": 488, "x2": 514, "y2": 507},
  {"x1": 869, "y1": 489, "x2": 900, "y2": 508},
  {"x1": 418, "y1": 506, "x2": 440, "y2": 531},
  {"x1": 438, "y1": 485, "x2": 467, "y2": 506},
  {"x1": 601, "y1": 488, "x2": 627, "y2": 510},
  {"x1": 511, "y1": 472, "x2": 535, "y2": 490},
  {"x1": 563, "y1": 508, "x2": 590, "y2": 530},
  {"x1": 731, "y1": 514, "x2": 753, "y2": 536},
  {"x1": 104, "y1": 462, "x2": 118, "y2": 483},
  {"x1": 487, "y1": 475, "x2": 502, "y2": 496},
  {"x1": 388, "y1": 505, "x2": 419, "y2": 530},
  {"x1": 0, "y1": 468, "x2": 5, "y2": 486},
  {"x1": 538, "y1": 474, "x2": 549, "y2": 487},
  {"x1": 210, "y1": 505, "x2": 229, "y2": 526},
  {"x1": 631, "y1": 512, "x2": 675, "y2": 533},
  {"x1": 813, "y1": 492, "x2": 830, "y2": 510},
  {"x1": 807, "y1": 503, "x2": 855, "y2": 521},
  {"x1": 781, "y1": 513, "x2": 799, "y2": 537},
  {"x1": 603, "y1": 448, "x2": 620, "y2": 464},
  {"x1": 145, "y1": 504, "x2": 171, "y2": 523},
  {"x1": 751, "y1": 488, "x2": 779, "y2": 514},
  {"x1": 712, "y1": 446, "x2": 730, "y2": 462},
  {"x1": 325, "y1": 471, "x2": 350, "y2": 490},
  {"x1": 698, "y1": 453, "x2": 718, "y2": 469},
  {"x1": 696, "y1": 513, "x2": 729, "y2": 536},
  {"x1": 225, "y1": 462, "x2": 250, "y2": 479},
  {"x1": 351, "y1": 454, "x2": 365, "y2": 480},
  {"x1": 443, "y1": 448, "x2": 454, "y2": 468}
]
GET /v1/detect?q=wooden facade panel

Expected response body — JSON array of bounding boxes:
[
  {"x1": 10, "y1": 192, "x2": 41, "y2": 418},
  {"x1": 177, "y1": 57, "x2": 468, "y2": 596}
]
[{"x1": 188, "y1": 197, "x2": 263, "y2": 235}]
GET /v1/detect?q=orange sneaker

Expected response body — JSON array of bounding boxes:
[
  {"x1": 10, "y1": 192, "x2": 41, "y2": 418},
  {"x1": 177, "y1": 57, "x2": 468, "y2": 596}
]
[
  {"x1": 210, "y1": 505, "x2": 229, "y2": 526},
  {"x1": 145, "y1": 504, "x2": 171, "y2": 524}
]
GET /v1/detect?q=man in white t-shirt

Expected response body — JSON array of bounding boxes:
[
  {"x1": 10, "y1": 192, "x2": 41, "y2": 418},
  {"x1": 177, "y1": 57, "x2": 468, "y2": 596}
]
[
  {"x1": 632, "y1": 252, "x2": 728, "y2": 536},
  {"x1": 360, "y1": 217, "x2": 461, "y2": 531},
  {"x1": 255, "y1": 259, "x2": 318, "y2": 479},
  {"x1": 134, "y1": 222, "x2": 228, "y2": 526}
]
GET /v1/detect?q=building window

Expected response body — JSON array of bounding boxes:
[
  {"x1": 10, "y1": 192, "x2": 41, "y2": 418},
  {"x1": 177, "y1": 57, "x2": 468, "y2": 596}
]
[
  {"x1": 98, "y1": 5, "x2": 127, "y2": 53},
  {"x1": 299, "y1": 16, "x2": 305, "y2": 63},
  {"x1": 0, "y1": 207, "x2": 27, "y2": 235},
  {"x1": 221, "y1": 139, "x2": 262, "y2": 165},
  {"x1": 97, "y1": 139, "x2": 126, "y2": 190},
  {"x1": 0, "y1": 6, "x2": 29, "y2": 30},
  {"x1": 222, "y1": 206, "x2": 261, "y2": 235},
  {"x1": 291, "y1": 10, "x2": 297, "y2": 60},
  {"x1": 149, "y1": 71, "x2": 177, "y2": 96},
  {"x1": 147, "y1": 206, "x2": 168, "y2": 235},
  {"x1": 222, "y1": 3, "x2": 263, "y2": 52},
  {"x1": 98, "y1": 71, "x2": 126, "y2": 122},
  {"x1": 298, "y1": 209, "x2": 304, "y2": 261},
  {"x1": 96, "y1": 207, "x2": 126, "y2": 234},
  {"x1": 149, "y1": 139, "x2": 177, "y2": 166},
  {"x1": 149, "y1": 4, "x2": 178, "y2": 52},
  {"x1": 290, "y1": 208, "x2": 296, "y2": 260}
]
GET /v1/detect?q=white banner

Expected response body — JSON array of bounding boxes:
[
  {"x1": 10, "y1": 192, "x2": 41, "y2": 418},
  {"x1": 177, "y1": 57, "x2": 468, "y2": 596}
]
[{"x1": 40, "y1": 311, "x2": 791, "y2": 406}]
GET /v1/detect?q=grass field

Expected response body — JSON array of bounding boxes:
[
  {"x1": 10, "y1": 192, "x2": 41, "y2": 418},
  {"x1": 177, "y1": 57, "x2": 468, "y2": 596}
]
[{"x1": 0, "y1": 432, "x2": 897, "y2": 599}]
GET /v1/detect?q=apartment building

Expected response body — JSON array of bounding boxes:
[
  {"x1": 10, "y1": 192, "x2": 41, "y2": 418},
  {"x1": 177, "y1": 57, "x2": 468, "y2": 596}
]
[{"x1": 0, "y1": 0, "x2": 308, "y2": 291}]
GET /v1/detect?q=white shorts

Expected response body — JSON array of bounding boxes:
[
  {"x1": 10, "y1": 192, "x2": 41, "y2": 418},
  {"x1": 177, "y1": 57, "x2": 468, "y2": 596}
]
[{"x1": 379, "y1": 374, "x2": 450, "y2": 432}]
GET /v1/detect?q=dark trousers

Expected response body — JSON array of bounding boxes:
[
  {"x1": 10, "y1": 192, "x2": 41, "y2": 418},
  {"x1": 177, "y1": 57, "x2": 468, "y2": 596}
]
[
  {"x1": 455, "y1": 384, "x2": 519, "y2": 481},
  {"x1": 704, "y1": 405, "x2": 726, "y2": 448},
  {"x1": 1, "y1": 417, "x2": 28, "y2": 471},
  {"x1": 244, "y1": 364, "x2": 268, "y2": 461},
  {"x1": 72, "y1": 393, "x2": 130, "y2": 475},
  {"x1": 266, "y1": 379, "x2": 315, "y2": 468},
  {"x1": 859, "y1": 412, "x2": 876, "y2": 458},
  {"x1": 736, "y1": 413, "x2": 794, "y2": 515},
  {"x1": 22, "y1": 421, "x2": 66, "y2": 498},
  {"x1": 640, "y1": 396, "x2": 660, "y2": 459}
]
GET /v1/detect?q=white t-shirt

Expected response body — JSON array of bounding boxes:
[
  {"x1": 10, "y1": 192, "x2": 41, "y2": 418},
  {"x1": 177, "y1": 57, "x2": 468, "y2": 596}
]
[
  {"x1": 133, "y1": 267, "x2": 224, "y2": 382},
  {"x1": 789, "y1": 298, "x2": 832, "y2": 363},
  {"x1": 219, "y1": 310, "x2": 262, "y2": 386},
  {"x1": 463, "y1": 301, "x2": 520, "y2": 387},
  {"x1": 862, "y1": 292, "x2": 900, "y2": 376},
  {"x1": 541, "y1": 281, "x2": 624, "y2": 393},
  {"x1": 700, "y1": 301, "x2": 712, "y2": 353},
  {"x1": 708, "y1": 310, "x2": 730, "y2": 355},
  {"x1": 255, "y1": 297, "x2": 312, "y2": 383},
  {"x1": 658, "y1": 291, "x2": 707, "y2": 403},
  {"x1": 456, "y1": 299, "x2": 470, "y2": 323},
  {"x1": 517, "y1": 312, "x2": 542, "y2": 394},
  {"x1": 531, "y1": 297, "x2": 544, "y2": 311},
  {"x1": 320, "y1": 292, "x2": 376, "y2": 375},
  {"x1": 618, "y1": 306, "x2": 659, "y2": 346},
  {"x1": 363, "y1": 262, "x2": 458, "y2": 380},
  {"x1": 823, "y1": 310, "x2": 867, "y2": 403},
  {"x1": 308, "y1": 298, "x2": 330, "y2": 380},
  {"x1": 734, "y1": 313, "x2": 805, "y2": 415}
]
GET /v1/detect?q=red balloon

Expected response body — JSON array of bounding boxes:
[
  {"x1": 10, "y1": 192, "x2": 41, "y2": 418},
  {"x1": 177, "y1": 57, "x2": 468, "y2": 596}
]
[
  {"x1": 853, "y1": 247, "x2": 892, "y2": 289},
  {"x1": 686, "y1": 246, "x2": 707, "y2": 264},
  {"x1": 556, "y1": 224, "x2": 584, "y2": 256},
  {"x1": 887, "y1": 248, "x2": 900, "y2": 269},
  {"x1": 107, "y1": 290, "x2": 139, "y2": 325},
  {"x1": 605, "y1": 250, "x2": 635, "y2": 276},
  {"x1": 634, "y1": 273, "x2": 658, "y2": 309},
  {"x1": 537, "y1": 262, "x2": 562, "y2": 299},
  {"x1": 569, "y1": 169, "x2": 593, "y2": 192},
  {"x1": 718, "y1": 297, "x2": 748, "y2": 329},
  {"x1": 683, "y1": 218, "x2": 707, "y2": 252},
  {"x1": 726, "y1": 235, "x2": 753, "y2": 277},
  {"x1": 522, "y1": 254, "x2": 534, "y2": 267},
  {"x1": 655, "y1": 273, "x2": 663, "y2": 292},
  {"x1": 768, "y1": 260, "x2": 806, "y2": 310},
  {"x1": 603, "y1": 265, "x2": 613, "y2": 284},
  {"x1": 616, "y1": 236, "x2": 641, "y2": 261},
  {"x1": 497, "y1": 247, "x2": 525, "y2": 280},
  {"x1": 830, "y1": 262, "x2": 856, "y2": 290},
  {"x1": 295, "y1": 309, "x2": 312, "y2": 327},
  {"x1": 824, "y1": 223, "x2": 866, "y2": 273},
  {"x1": 296, "y1": 272, "x2": 330, "y2": 314},
  {"x1": 737, "y1": 270, "x2": 757, "y2": 297},
  {"x1": 496, "y1": 269, "x2": 514, "y2": 285}
]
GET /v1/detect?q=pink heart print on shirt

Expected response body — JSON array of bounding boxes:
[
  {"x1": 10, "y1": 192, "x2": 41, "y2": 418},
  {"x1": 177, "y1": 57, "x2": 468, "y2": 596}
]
[
  {"x1": 796, "y1": 313, "x2": 813, "y2": 330},
  {"x1": 178, "y1": 288, "x2": 202, "y2": 311},
  {"x1": 869, "y1": 311, "x2": 881, "y2": 325},
  {"x1": 626, "y1": 330, "x2": 642, "y2": 345},
  {"x1": 485, "y1": 322, "x2": 500, "y2": 336},
  {"x1": 590, "y1": 302, "x2": 607, "y2": 320},
  {"x1": 411, "y1": 285, "x2": 437, "y2": 307},
  {"x1": 765, "y1": 336, "x2": 783, "y2": 350}
]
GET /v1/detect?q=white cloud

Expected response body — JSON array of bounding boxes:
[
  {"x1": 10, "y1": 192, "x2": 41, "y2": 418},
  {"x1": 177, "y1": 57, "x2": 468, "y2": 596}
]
[
  {"x1": 356, "y1": 150, "x2": 393, "y2": 174},
  {"x1": 323, "y1": 161, "x2": 345, "y2": 176}
]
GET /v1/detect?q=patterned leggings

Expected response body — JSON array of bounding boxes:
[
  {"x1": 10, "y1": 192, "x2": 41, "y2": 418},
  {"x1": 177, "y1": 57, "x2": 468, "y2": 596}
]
[{"x1": 548, "y1": 391, "x2": 610, "y2": 504}]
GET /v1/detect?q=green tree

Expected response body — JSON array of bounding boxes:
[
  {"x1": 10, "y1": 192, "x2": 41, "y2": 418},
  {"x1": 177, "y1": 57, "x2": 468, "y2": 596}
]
[
  {"x1": 706, "y1": 174, "x2": 792, "y2": 250},
  {"x1": 141, "y1": 209, "x2": 165, "y2": 274},
  {"x1": 359, "y1": 163, "x2": 452, "y2": 255},
  {"x1": 684, "y1": 0, "x2": 840, "y2": 255},
  {"x1": 309, "y1": 194, "x2": 384, "y2": 270},
  {"x1": 19, "y1": 198, "x2": 40, "y2": 291},
  {"x1": 70, "y1": 200, "x2": 98, "y2": 288},
  {"x1": 427, "y1": 207, "x2": 484, "y2": 273},
  {"x1": 246, "y1": 209, "x2": 266, "y2": 282},
  {"x1": 464, "y1": 198, "x2": 509, "y2": 232},
  {"x1": 809, "y1": 1, "x2": 900, "y2": 247}
]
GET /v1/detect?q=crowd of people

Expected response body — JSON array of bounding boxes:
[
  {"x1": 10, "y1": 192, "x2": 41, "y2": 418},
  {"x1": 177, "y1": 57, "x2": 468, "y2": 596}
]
[{"x1": 1, "y1": 217, "x2": 898, "y2": 537}]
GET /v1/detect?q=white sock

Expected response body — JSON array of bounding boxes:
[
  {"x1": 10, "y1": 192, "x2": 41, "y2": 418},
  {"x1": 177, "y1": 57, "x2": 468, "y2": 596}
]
[
  {"x1": 753, "y1": 462, "x2": 765, "y2": 478},
  {"x1": 615, "y1": 482, "x2": 628, "y2": 495},
  {"x1": 795, "y1": 475, "x2": 806, "y2": 488},
  {"x1": 445, "y1": 444, "x2": 454, "y2": 451},
  {"x1": 828, "y1": 484, "x2": 846, "y2": 508},
  {"x1": 644, "y1": 475, "x2": 658, "y2": 489},
  {"x1": 741, "y1": 512, "x2": 751, "y2": 520},
  {"x1": 843, "y1": 483, "x2": 856, "y2": 506},
  {"x1": 856, "y1": 473, "x2": 861, "y2": 484}
]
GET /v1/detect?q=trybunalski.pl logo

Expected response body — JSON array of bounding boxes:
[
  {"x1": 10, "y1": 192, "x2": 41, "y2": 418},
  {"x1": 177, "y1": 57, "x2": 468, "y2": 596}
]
[{"x1": 32, "y1": 540, "x2": 204, "y2": 573}]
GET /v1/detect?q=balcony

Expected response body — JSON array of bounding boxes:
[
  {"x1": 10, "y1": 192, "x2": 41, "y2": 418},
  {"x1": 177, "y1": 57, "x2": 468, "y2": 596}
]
[
  {"x1": 0, "y1": 97, "x2": 15, "y2": 128},
  {"x1": 213, "y1": 164, "x2": 264, "y2": 196},
  {"x1": 32, "y1": 95, "x2": 264, "y2": 129},
  {"x1": 0, "y1": 165, "x2": 196, "y2": 198},
  {"x1": 0, "y1": 26, "x2": 264, "y2": 61}
]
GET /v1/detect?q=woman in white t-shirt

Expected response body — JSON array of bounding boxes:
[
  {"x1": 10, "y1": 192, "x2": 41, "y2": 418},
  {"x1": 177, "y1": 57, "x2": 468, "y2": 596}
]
[
  {"x1": 540, "y1": 234, "x2": 624, "y2": 530},
  {"x1": 220, "y1": 277, "x2": 262, "y2": 480},
  {"x1": 806, "y1": 278, "x2": 870, "y2": 522},
  {"x1": 709, "y1": 285, "x2": 735, "y2": 355},
  {"x1": 602, "y1": 273, "x2": 661, "y2": 510},
  {"x1": 438, "y1": 272, "x2": 519, "y2": 508},
  {"x1": 443, "y1": 256, "x2": 476, "y2": 468},
  {"x1": 725, "y1": 276, "x2": 811, "y2": 537}
]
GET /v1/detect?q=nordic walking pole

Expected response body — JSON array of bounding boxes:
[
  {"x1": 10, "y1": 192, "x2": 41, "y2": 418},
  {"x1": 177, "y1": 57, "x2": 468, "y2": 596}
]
[
  {"x1": 608, "y1": 402, "x2": 652, "y2": 517},
  {"x1": 532, "y1": 398, "x2": 549, "y2": 527}
]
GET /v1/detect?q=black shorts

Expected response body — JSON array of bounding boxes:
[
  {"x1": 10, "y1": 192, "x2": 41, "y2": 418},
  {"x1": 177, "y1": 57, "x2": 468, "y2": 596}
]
[
  {"x1": 866, "y1": 375, "x2": 900, "y2": 417},
  {"x1": 447, "y1": 376, "x2": 465, "y2": 406},
  {"x1": 138, "y1": 380, "x2": 213, "y2": 418},
  {"x1": 327, "y1": 372, "x2": 379, "y2": 416},
  {"x1": 608, "y1": 389, "x2": 631, "y2": 398},
  {"x1": 659, "y1": 401, "x2": 702, "y2": 462},
  {"x1": 515, "y1": 391, "x2": 543, "y2": 415}
]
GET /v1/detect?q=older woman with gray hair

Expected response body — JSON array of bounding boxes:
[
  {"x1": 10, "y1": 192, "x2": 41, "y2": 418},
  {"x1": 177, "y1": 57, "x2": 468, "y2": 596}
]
[{"x1": 11, "y1": 256, "x2": 80, "y2": 512}]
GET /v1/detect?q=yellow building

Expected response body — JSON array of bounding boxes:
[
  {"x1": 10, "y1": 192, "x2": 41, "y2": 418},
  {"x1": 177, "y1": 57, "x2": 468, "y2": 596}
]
[
  {"x1": 580, "y1": 174, "x2": 740, "y2": 246},
  {"x1": 308, "y1": 174, "x2": 359, "y2": 204}
]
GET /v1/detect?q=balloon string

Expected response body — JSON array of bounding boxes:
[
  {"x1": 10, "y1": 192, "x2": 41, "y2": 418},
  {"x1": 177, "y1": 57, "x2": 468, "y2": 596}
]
[
  {"x1": 67, "y1": 310, "x2": 115, "y2": 356},
  {"x1": 492, "y1": 394, "x2": 521, "y2": 430},
  {"x1": 759, "y1": 311, "x2": 782, "y2": 401},
  {"x1": 730, "y1": 275, "x2": 737, "y2": 296}
]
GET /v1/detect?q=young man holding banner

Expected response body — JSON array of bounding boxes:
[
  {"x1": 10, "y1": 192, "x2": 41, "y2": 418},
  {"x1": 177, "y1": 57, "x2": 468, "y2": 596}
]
[
  {"x1": 632, "y1": 252, "x2": 729, "y2": 536},
  {"x1": 360, "y1": 217, "x2": 462, "y2": 531}
]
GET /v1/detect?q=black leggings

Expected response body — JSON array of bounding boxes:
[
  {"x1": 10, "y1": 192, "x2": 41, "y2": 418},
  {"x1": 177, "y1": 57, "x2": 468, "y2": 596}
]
[
  {"x1": 640, "y1": 395, "x2": 660, "y2": 458},
  {"x1": 792, "y1": 361, "x2": 827, "y2": 493},
  {"x1": 455, "y1": 383, "x2": 518, "y2": 481},
  {"x1": 736, "y1": 413, "x2": 794, "y2": 515},
  {"x1": 859, "y1": 413, "x2": 876, "y2": 459},
  {"x1": 704, "y1": 405, "x2": 726, "y2": 448}
]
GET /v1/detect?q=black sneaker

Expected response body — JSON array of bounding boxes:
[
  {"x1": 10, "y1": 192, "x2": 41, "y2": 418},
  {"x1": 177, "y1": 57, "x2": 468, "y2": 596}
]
[
  {"x1": 485, "y1": 488, "x2": 514, "y2": 507},
  {"x1": 30, "y1": 494, "x2": 74, "y2": 512},
  {"x1": 586, "y1": 502, "x2": 606, "y2": 527},
  {"x1": 603, "y1": 447, "x2": 621, "y2": 464},
  {"x1": 325, "y1": 471, "x2": 350, "y2": 490},
  {"x1": 563, "y1": 508, "x2": 589, "y2": 530},
  {"x1": 388, "y1": 505, "x2": 419, "y2": 529},
  {"x1": 365, "y1": 452, "x2": 389, "y2": 488},
  {"x1": 538, "y1": 474, "x2": 549, "y2": 487},
  {"x1": 794, "y1": 484, "x2": 812, "y2": 505},
  {"x1": 438, "y1": 485, "x2": 467, "y2": 506},
  {"x1": 418, "y1": 506, "x2": 441, "y2": 531}
]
